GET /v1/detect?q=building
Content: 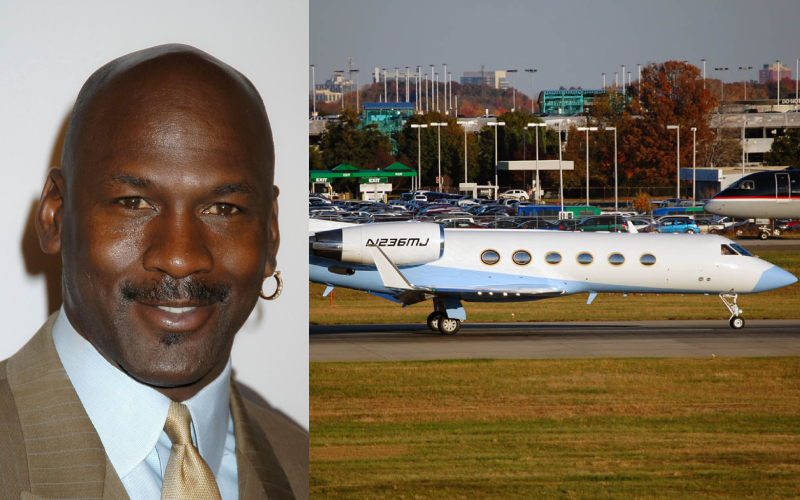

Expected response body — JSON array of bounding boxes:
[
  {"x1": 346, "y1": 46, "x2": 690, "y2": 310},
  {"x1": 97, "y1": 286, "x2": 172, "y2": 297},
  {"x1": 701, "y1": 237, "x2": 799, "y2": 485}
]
[
  {"x1": 360, "y1": 102, "x2": 415, "y2": 149},
  {"x1": 759, "y1": 62, "x2": 792, "y2": 84},
  {"x1": 313, "y1": 88, "x2": 342, "y2": 103},
  {"x1": 460, "y1": 70, "x2": 508, "y2": 89},
  {"x1": 538, "y1": 89, "x2": 612, "y2": 116}
]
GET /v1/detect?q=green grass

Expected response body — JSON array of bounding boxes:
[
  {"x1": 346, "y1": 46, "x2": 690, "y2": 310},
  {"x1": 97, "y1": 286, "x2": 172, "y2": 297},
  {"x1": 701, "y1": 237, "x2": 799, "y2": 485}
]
[
  {"x1": 310, "y1": 250, "x2": 800, "y2": 325},
  {"x1": 310, "y1": 358, "x2": 800, "y2": 499}
]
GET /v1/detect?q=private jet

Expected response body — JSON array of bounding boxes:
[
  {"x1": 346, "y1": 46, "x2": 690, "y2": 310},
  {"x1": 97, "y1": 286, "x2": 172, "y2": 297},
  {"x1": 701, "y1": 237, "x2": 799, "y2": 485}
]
[{"x1": 309, "y1": 221, "x2": 797, "y2": 333}]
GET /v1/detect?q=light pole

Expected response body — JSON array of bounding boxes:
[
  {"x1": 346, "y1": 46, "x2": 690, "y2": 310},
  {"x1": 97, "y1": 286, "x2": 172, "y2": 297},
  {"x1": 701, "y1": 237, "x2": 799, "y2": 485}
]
[
  {"x1": 447, "y1": 71, "x2": 452, "y2": 113},
  {"x1": 430, "y1": 64, "x2": 435, "y2": 111},
  {"x1": 382, "y1": 68, "x2": 387, "y2": 103},
  {"x1": 739, "y1": 66, "x2": 752, "y2": 100},
  {"x1": 352, "y1": 69, "x2": 360, "y2": 112},
  {"x1": 622, "y1": 65, "x2": 626, "y2": 95},
  {"x1": 741, "y1": 119, "x2": 746, "y2": 178},
  {"x1": 528, "y1": 122, "x2": 546, "y2": 202},
  {"x1": 525, "y1": 69, "x2": 537, "y2": 113},
  {"x1": 701, "y1": 59, "x2": 706, "y2": 89},
  {"x1": 557, "y1": 119, "x2": 571, "y2": 212},
  {"x1": 714, "y1": 67, "x2": 728, "y2": 103},
  {"x1": 577, "y1": 127, "x2": 598, "y2": 205},
  {"x1": 667, "y1": 125, "x2": 680, "y2": 199},
  {"x1": 395, "y1": 67, "x2": 399, "y2": 102},
  {"x1": 310, "y1": 64, "x2": 316, "y2": 115},
  {"x1": 411, "y1": 124, "x2": 428, "y2": 191},
  {"x1": 334, "y1": 70, "x2": 344, "y2": 110},
  {"x1": 602, "y1": 72, "x2": 606, "y2": 89},
  {"x1": 434, "y1": 73, "x2": 439, "y2": 112},
  {"x1": 604, "y1": 127, "x2": 619, "y2": 211},
  {"x1": 431, "y1": 122, "x2": 448, "y2": 191},
  {"x1": 458, "y1": 120, "x2": 475, "y2": 183},
  {"x1": 443, "y1": 63, "x2": 447, "y2": 111},
  {"x1": 405, "y1": 67, "x2": 409, "y2": 103},
  {"x1": 637, "y1": 63, "x2": 642, "y2": 90},
  {"x1": 488, "y1": 121, "x2": 506, "y2": 198},
  {"x1": 691, "y1": 127, "x2": 697, "y2": 206},
  {"x1": 507, "y1": 69, "x2": 518, "y2": 111}
]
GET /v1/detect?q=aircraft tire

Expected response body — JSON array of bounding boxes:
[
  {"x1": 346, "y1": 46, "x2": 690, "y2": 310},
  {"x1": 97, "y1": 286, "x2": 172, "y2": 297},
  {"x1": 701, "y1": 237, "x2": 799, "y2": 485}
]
[
  {"x1": 438, "y1": 318, "x2": 461, "y2": 335},
  {"x1": 759, "y1": 232, "x2": 769, "y2": 240},
  {"x1": 730, "y1": 317, "x2": 745, "y2": 329},
  {"x1": 427, "y1": 312, "x2": 443, "y2": 332}
]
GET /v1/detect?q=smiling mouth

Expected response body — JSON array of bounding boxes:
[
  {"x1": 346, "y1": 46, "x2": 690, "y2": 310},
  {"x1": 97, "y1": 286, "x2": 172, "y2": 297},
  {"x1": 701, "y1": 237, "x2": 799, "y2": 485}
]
[
  {"x1": 157, "y1": 306, "x2": 197, "y2": 314},
  {"x1": 136, "y1": 302, "x2": 215, "y2": 333}
]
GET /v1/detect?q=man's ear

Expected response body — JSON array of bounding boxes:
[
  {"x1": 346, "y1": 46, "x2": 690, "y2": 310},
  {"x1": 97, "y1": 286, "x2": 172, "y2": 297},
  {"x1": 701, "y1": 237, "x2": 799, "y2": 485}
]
[
  {"x1": 35, "y1": 168, "x2": 66, "y2": 255},
  {"x1": 265, "y1": 185, "x2": 280, "y2": 276}
]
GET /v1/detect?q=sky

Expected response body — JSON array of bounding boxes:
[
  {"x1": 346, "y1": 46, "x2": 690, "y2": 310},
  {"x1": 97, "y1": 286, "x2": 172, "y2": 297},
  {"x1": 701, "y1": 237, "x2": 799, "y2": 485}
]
[{"x1": 310, "y1": 0, "x2": 800, "y2": 96}]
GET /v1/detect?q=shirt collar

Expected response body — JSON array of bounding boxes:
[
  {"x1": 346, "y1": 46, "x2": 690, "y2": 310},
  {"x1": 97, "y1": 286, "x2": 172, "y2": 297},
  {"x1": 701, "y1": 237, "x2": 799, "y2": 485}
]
[{"x1": 52, "y1": 307, "x2": 232, "y2": 479}]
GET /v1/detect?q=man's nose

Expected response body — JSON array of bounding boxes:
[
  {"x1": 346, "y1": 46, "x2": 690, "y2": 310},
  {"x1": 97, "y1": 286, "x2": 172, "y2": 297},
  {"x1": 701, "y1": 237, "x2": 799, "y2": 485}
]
[{"x1": 143, "y1": 212, "x2": 213, "y2": 278}]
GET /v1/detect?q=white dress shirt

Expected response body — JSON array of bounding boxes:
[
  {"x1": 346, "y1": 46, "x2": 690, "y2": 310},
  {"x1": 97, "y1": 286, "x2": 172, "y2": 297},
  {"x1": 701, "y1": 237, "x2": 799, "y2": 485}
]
[{"x1": 52, "y1": 307, "x2": 239, "y2": 500}]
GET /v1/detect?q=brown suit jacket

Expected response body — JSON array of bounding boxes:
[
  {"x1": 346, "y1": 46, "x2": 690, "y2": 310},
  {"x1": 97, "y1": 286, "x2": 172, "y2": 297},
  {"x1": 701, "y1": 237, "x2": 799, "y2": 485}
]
[{"x1": 0, "y1": 313, "x2": 308, "y2": 500}]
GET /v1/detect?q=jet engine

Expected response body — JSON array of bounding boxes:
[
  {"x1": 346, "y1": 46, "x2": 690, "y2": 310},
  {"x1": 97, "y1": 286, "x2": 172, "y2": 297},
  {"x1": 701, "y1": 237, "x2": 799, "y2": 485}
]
[{"x1": 310, "y1": 222, "x2": 444, "y2": 265}]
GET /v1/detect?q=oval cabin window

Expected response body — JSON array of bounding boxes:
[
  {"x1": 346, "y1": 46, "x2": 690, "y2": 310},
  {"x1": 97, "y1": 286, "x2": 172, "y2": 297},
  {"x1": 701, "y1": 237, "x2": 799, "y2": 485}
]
[
  {"x1": 608, "y1": 253, "x2": 625, "y2": 266},
  {"x1": 576, "y1": 253, "x2": 594, "y2": 265},
  {"x1": 640, "y1": 254, "x2": 657, "y2": 266},
  {"x1": 512, "y1": 250, "x2": 532, "y2": 266},
  {"x1": 545, "y1": 252, "x2": 562, "y2": 265},
  {"x1": 481, "y1": 250, "x2": 500, "y2": 265}
]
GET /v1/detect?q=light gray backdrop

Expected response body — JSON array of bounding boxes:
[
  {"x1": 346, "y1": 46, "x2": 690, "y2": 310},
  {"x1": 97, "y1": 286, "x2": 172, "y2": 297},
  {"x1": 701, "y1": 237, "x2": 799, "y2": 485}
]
[{"x1": 0, "y1": 0, "x2": 309, "y2": 428}]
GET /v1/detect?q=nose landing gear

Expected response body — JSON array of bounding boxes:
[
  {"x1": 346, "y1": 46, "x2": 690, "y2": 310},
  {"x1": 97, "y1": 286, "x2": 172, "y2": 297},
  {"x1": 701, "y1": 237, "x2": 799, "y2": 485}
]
[{"x1": 720, "y1": 293, "x2": 745, "y2": 329}]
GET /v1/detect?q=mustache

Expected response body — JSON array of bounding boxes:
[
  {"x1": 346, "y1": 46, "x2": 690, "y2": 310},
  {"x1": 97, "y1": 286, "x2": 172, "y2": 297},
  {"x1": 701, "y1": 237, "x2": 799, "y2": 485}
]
[{"x1": 120, "y1": 276, "x2": 231, "y2": 305}]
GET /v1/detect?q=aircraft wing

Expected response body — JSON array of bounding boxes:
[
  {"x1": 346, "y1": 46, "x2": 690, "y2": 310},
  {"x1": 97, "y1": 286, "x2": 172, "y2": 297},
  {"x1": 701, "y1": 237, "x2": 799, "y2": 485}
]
[{"x1": 367, "y1": 245, "x2": 565, "y2": 305}]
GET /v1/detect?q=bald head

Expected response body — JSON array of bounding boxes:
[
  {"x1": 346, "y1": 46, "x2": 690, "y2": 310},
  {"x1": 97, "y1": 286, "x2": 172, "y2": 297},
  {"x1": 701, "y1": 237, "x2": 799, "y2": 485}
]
[{"x1": 61, "y1": 44, "x2": 274, "y2": 189}]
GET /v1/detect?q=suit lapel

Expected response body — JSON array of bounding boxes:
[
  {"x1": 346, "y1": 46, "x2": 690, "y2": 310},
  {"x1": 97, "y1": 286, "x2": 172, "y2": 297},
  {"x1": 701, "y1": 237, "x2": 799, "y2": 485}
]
[
  {"x1": 7, "y1": 314, "x2": 129, "y2": 500},
  {"x1": 230, "y1": 386, "x2": 296, "y2": 500}
]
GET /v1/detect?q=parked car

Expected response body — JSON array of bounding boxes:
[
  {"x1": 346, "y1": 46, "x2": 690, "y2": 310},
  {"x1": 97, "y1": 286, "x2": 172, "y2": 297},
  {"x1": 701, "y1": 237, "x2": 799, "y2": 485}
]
[
  {"x1": 652, "y1": 218, "x2": 700, "y2": 234},
  {"x1": 694, "y1": 219, "x2": 726, "y2": 234},
  {"x1": 575, "y1": 215, "x2": 627, "y2": 232},
  {"x1": 498, "y1": 189, "x2": 529, "y2": 201}
]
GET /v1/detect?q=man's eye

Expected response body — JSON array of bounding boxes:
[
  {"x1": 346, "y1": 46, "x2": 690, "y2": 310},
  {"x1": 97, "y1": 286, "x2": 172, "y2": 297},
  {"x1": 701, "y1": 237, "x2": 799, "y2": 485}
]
[
  {"x1": 117, "y1": 197, "x2": 152, "y2": 209},
  {"x1": 204, "y1": 203, "x2": 240, "y2": 216}
]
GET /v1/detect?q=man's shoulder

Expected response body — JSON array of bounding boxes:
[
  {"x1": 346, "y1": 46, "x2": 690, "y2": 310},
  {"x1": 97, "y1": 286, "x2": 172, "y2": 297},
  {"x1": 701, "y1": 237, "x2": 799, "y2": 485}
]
[{"x1": 235, "y1": 386, "x2": 308, "y2": 499}]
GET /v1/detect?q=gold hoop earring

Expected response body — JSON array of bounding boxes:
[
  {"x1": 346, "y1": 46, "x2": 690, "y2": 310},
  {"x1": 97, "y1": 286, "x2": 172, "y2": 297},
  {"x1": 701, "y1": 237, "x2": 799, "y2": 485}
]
[{"x1": 260, "y1": 271, "x2": 283, "y2": 300}]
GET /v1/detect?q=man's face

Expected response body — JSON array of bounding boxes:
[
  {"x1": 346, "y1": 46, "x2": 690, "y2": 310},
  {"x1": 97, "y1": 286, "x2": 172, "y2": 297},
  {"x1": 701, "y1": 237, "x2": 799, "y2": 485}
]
[{"x1": 50, "y1": 60, "x2": 277, "y2": 389}]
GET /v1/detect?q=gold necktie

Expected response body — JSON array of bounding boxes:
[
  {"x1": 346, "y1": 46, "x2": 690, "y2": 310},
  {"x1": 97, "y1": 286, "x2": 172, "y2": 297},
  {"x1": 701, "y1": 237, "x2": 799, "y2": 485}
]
[{"x1": 161, "y1": 401, "x2": 223, "y2": 500}]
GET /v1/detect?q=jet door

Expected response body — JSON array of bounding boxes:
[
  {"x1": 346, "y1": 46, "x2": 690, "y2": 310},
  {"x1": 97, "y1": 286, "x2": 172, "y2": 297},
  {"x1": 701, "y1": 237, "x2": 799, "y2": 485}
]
[{"x1": 776, "y1": 173, "x2": 791, "y2": 204}]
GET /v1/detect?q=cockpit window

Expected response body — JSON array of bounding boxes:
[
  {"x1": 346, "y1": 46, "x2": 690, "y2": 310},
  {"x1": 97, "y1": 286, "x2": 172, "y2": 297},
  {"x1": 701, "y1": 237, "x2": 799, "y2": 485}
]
[
  {"x1": 721, "y1": 244, "x2": 738, "y2": 256},
  {"x1": 730, "y1": 243, "x2": 754, "y2": 257}
]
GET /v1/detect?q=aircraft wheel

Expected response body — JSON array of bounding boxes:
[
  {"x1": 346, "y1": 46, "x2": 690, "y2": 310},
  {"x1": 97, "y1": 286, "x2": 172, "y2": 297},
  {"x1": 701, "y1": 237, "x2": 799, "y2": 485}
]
[
  {"x1": 729, "y1": 316, "x2": 745, "y2": 329},
  {"x1": 759, "y1": 232, "x2": 769, "y2": 240},
  {"x1": 438, "y1": 317, "x2": 461, "y2": 335},
  {"x1": 427, "y1": 312, "x2": 443, "y2": 332}
]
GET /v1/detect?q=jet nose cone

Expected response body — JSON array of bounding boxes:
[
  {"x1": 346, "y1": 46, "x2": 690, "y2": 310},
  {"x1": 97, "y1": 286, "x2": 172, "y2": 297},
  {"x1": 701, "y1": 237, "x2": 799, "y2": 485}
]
[
  {"x1": 704, "y1": 199, "x2": 723, "y2": 215},
  {"x1": 752, "y1": 266, "x2": 798, "y2": 293}
]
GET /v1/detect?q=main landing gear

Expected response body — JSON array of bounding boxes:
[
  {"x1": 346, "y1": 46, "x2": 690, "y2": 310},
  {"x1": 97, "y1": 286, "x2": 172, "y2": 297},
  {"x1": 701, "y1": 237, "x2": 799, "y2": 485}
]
[
  {"x1": 719, "y1": 293, "x2": 745, "y2": 329},
  {"x1": 426, "y1": 311, "x2": 461, "y2": 335}
]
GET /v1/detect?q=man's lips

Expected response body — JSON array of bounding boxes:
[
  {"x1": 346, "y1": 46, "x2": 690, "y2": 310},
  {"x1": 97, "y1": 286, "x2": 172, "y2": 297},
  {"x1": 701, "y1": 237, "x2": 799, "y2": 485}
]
[{"x1": 134, "y1": 301, "x2": 215, "y2": 332}]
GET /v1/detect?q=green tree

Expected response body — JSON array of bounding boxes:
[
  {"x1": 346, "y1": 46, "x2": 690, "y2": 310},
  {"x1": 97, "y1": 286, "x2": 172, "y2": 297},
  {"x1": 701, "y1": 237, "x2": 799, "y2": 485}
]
[
  {"x1": 319, "y1": 109, "x2": 393, "y2": 170},
  {"x1": 764, "y1": 128, "x2": 800, "y2": 167},
  {"x1": 309, "y1": 146, "x2": 323, "y2": 170}
]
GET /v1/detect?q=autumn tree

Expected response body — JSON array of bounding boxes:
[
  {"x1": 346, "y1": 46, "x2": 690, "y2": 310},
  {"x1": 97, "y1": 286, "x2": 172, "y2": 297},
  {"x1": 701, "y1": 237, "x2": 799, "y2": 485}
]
[{"x1": 622, "y1": 61, "x2": 717, "y2": 185}]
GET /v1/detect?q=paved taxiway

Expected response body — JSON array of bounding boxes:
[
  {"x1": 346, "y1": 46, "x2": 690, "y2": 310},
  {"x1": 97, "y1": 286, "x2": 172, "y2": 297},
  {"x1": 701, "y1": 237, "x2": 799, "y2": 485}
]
[{"x1": 310, "y1": 320, "x2": 800, "y2": 361}]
